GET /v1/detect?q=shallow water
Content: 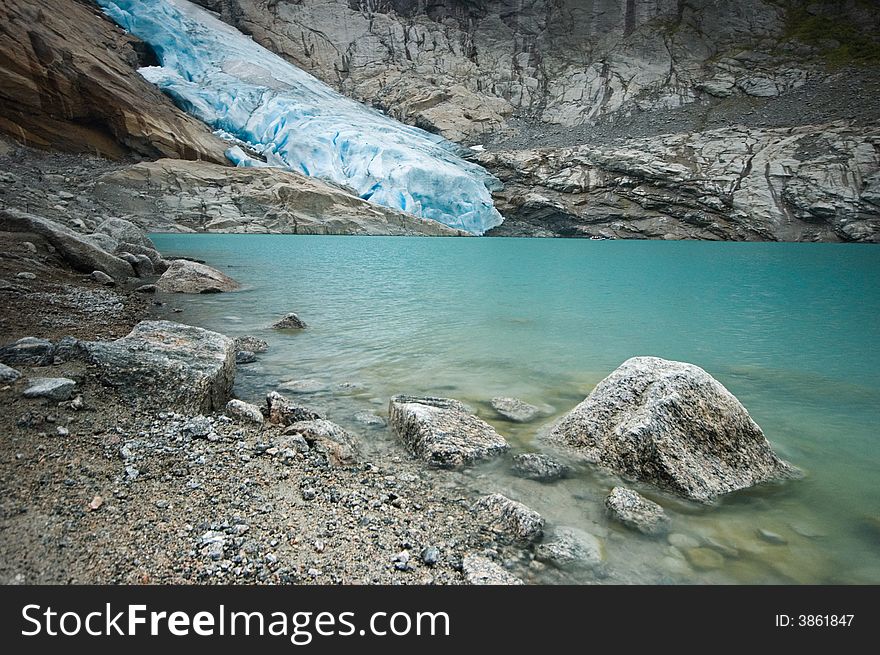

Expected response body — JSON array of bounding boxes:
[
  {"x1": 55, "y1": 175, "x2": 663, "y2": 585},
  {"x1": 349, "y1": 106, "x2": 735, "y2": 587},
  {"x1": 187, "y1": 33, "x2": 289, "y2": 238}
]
[{"x1": 150, "y1": 234, "x2": 880, "y2": 584}]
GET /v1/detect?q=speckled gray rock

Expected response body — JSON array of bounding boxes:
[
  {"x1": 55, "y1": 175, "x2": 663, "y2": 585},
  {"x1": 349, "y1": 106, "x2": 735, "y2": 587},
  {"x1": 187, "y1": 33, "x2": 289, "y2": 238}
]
[
  {"x1": 157, "y1": 259, "x2": 240, "y2": 294},
  {"x1": 545, "y1": 357, "x2": 797, "y2": 502},
  {"x1": 265, "y1": 391, "x2": 323, "y2": 425},
  {"x1": 490, "y1": 396, "x2": 540, "y2": 422},
  {"x1": 80, "y1": 320, "x2": 235, "y2": 413},
  {"x1": 536, "y1": 527, "x2": 604, "y2": 569},
  {"x1": 461, "y1": 554, "x2": 523, "y2": 586},
  {"x1": 272, "y1": 313, "x2": 307, "y2": 329},
  {"x1": 96, "y1": 217, "x2": 155, "y2": 250},
  {"x1": 511, "y1": 453, "x2": 571, "y2": 482},
  {"x1": 605, "y1": 486, "x2": 668, "y2": 535},
  {"x1": 0, "y1": 337, "x2": 55, "y2": 366},
  {"x1": 225, "y1": 399, "x2": 264, "y2": 424},
  {"x1": 233, "y1": 336, "x2": 269, "y2": 353},
  {"x1": 0, "y1": 363, "x2": 21, "y2": 382},
  {"x1": 471, "y1": 493, "x2": 544, "y2": 543},
  {"x1": 235, "y1": 350, "x2": 257, "y2": 364},
  {"x1": 90, "y1": 270, "x2": 115, "y2": 286},
  {"x1": 23, "y1": 377, "x2": 76, "y2": 401},
  {"x1": 285, "y1": 419, "x2": 358, "y2": 465},
  {"x1": 388, "y1": 395, "x2": 510, "y2": 468}
]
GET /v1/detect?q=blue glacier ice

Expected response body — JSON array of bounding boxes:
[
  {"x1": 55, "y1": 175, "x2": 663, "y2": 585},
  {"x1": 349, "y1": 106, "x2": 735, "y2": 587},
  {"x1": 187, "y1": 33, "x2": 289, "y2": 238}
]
[{"x1": 96, "y1": 0, "x2": 503, "y2": 234}]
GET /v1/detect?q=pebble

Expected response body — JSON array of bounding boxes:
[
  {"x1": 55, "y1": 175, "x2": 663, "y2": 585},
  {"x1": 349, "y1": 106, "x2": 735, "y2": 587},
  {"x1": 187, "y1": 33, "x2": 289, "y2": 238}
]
[
  {"x1": 16, "y1": 272, "x2": 36, "y2": 280},
  {"x1": 421, "y1": 545, "x2": 440, "y2": 566},
  {"x1": 56, "y1": 426, "x2": 69, "y2": 437}
]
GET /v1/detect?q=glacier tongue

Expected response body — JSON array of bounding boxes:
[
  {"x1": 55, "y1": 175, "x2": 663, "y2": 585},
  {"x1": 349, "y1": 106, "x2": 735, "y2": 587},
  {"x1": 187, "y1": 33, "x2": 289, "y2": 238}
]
[{"x1": 96, "y1": 0, "x2": 503, "y2": 235}]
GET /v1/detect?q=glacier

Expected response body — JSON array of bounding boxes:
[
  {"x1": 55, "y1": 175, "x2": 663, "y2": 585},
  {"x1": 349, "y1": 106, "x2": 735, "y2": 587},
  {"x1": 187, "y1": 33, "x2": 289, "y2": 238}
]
[{"x1": 95, "y1": 0, "x2": 504, "y2": 234}]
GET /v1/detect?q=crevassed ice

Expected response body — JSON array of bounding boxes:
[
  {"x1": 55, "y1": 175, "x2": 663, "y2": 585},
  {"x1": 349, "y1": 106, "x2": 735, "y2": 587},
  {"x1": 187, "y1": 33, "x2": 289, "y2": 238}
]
[{"x1": 96, "y1": 0, "x2": 504, "y2": 234}]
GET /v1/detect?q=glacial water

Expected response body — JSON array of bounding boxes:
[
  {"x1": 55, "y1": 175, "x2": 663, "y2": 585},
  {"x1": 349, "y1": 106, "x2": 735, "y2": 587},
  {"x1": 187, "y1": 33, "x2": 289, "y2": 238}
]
[{"x1": 150, "y1": 234, "x2": 880, "y2": 584}]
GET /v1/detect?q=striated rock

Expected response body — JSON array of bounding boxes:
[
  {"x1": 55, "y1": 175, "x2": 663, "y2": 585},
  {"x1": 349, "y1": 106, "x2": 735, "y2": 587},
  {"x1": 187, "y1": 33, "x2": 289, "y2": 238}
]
[
  {"x1": 511, "y1": 453, "x2": 571, "y2": 482},
  {"x1": 80, "y1": 320, "x2": 235, "y2": 413},
  {"x1": 461, "y1": 554, "x2": 523, "y2": 586},
  {"x1": 272, "y1": 313, "x2": 308, "y2": 330},
  {"x1": 604, "y1": 487, "x2": 668, "y2": 535},
  {"x1": 225, "y1": 399, "x2": 264, "y2": 425},
  {"x1": 0, "y1": 210, "x2": 134, "y2": 279},
  {"x1": 471, "y1": 493, "x2": 544, "y2": 543},
  {"x1": 23, "y1": 377, "x2": 76, "y2": 401},
  {"x1": 156, "y1": 259, "x2": 240, "y2": 294},
  {"x1": 0, "y1": 336, "x2": 55, "y2": 366},
  {"x1": 234, "y1": 336, "x2": 268, "y2": 353},
  {"x1": 0, "y1": 363, "x2": 22, "y2": 382},
  {"x1": 0, "y1": 0, "x2": 227, "y2": 161},
  {"x1": 265, "y1": 391, "x2": 323, "y2": 425},
  {"x1": 388, "y1": 395, "x2": 510, "y2": 468},
  {"x1": 96, "y1": 218, "x2": 155, "y2": 250},
  {"x1": 285, "y1": 419, "x2": 358, "y2": 465},
  {"x1": 536, "y1": 527, "x2": 605, "y2": 569},
  {"x1": 545, "y1": 357, "x2": 797, "y2": 502},
  {"x1": 95, "y1": 159, "x2": 464, "y2": 236},
  {"x1": 490, "y1": 396, "x2": 540, "y2": 422}
]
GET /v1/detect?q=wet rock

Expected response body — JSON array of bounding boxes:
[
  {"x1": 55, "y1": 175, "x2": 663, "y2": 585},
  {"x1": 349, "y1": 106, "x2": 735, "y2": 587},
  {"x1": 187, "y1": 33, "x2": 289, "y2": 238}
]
[
  {"x1": 604, "y1": 486, "x2": 668, "y2": 535},
  {"x1": 272, "y1": 313, "x2": 307, "y2": 329},
  {"x1": 388, "y1": 395, "x2": 510, "y2": 468},
  {"x1": 279, "y1": 379, "x2": 329, "y2": 394},
  {"x1": 134, "y1": 284, "x2": 157, "y2": 294},
  {"x1": 757, "y1": 528, "x2": 788, "y2": 545},
  {"x1": 265, "y1": 391, "x2": 323, "y2": 425},
  {"x1": 491, "y1": 397, "x2": 539, "y2": 422},
  {"x1": 353, "y1": 411, "x2": 386, "y2": 427},
  {"x1": 0, "y1": 363, "x2": 22, "y2": 382},
  {"x1": 233, "y1": 336, "x2": 268, "y2": 353},
  {"x1": 90, "y1": 270, "x2": 115, "y2": 286},
  {"x1": 684, "y1": 547, "x2": 725, "y2": 571},
  {"x1": 226, "y1": 399, "x2": 264, "y2": 425},
  {"x1": 0, "y1": 337, "x2": 55, "y2": 366},
  {"x1": 286, "y1": 419, "x2": 358, "y2": 465},
  {"x1": 461, "y1": 554, "x2": 523, "y2": 585},
  {"x1": 0, "y1": 210, "x2": 134, "y2": 280},
  {"x1": 471, "y1": 493, "x2": 544, "y2": 543},
  {"x1": 22, "y1": 377, "x2": 76, "y2": 401},
  {"x1": 235, "y1": 350, "x2": 257, "y2": 364},
  {"x1": 545, "y1": 357, "x2": 797, "y2": 503},
  {"x1": 80, "y1": 320, "x2": 235, "y2": 413},
  {"x1": 511, "y1": 453, "x2": 570, "y2": 482},
  {"x1": 156, "y1": 259, "x2": 240, "y2": 294},
  {"x1": 97, "y1": 217, "x2": 155, "y2": 250},
  {"x1": 536, "y1": 527, "x2": 604, "y2": 569},
  {"x1": 668, "y1": 533, "x2": 700, "y2": 550}
]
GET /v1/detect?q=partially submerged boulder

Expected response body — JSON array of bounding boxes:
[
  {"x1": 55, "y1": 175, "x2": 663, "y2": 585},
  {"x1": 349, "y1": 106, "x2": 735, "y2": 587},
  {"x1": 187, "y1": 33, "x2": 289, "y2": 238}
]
[
  {"x1": 544, "y1": 357, "x2": 797, "y2": 503},
  {"x1": 272, "y1": 313, "x2": 307, "y2": 329},
  {"x1": 511, "y1": 453, "x2": 571, "y2": 482},
  {"x1": 156, "y1": 259, "x2": 240, "y2": 294},
  {"x1": 388, "y1": 395, "x2": 510, "y2": 468},
  {"x1": 604, "y1": 486, "x2": 669, "y2": 535},
  {"x1": 80, "y1": 320, "x2": 235, "y2": 413},
  {"x1": 234, "y1": 336, "x2": 269, "y2": 353},
  {"x1": 491, "y1": 396, "x2": 540, "y2": 422},
  {"x1": 535, "y1": 527, "x2": 605, "y2": 569},
  {"x1": 471, "y1": 493, "x2": 544, "y2": 543},
  {"x1": 265, "y1": 391, "x2": 323, "y2": 425}
]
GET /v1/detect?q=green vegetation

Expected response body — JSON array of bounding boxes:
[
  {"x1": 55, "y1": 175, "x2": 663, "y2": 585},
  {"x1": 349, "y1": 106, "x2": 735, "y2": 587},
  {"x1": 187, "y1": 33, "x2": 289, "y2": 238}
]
[{"x1": 781, "y1": 1, "x2": 880, "y2": 66}]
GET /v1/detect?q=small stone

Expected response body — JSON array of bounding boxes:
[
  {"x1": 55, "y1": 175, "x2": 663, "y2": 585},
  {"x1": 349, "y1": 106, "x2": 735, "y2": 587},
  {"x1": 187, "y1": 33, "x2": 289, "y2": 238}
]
[
  {"x1": 392, "y1": 551, "x2": 412, "y2": 571},
  {"x1": 511, "y1": 453, "x2": 570, "y2": 482},
  {"x1": 16, "y1": 271, "x2": 36, "y2": 280},
  {"x1": 536, "y1": 527, "x2": 604, "y2": 569},
  {"x1": 155, "y1": 500, "x2": 169, "y2": 509},
  {"x1": 279, "y1": 379, "x2": 330, "y2": 394},
  {"x1": 56, "y1": 426, "x2": 69, "y2": 437},
  {"x1": 757, "y1": 528, "x2": 788, "y2": 545},
  {"x1": 225, "y1": 399, "x2": 264, "y2": 424},
  {"x1": 421, "y1": 546, "x2": 440, "y2": 566},
  {"x1": 87, "y1": 495, "x2": 103, "y2": 511},
  {"x1": 23, "y1": 377, "x2": 76, "y2": 401},
  {"x1": 472, "y1": 493, "x2": 544, "y2": 543},
  {"x1": 0, "y1": 363, "x2": 21, "y2": 382},
  {"x1": 604, "y1": 486, "x2": 668, "y2": 535},
  {"x1": 265, "y1": 553, "x2": 278, "y2": 565},
  {"x1": 684, "y1": 547, "x2": 725, "y2": 571},
  {"x1": 353, "y1": 411, "x2": 387, "y2": 427},
  {"x1": 668, "y1": 533, "x2": 700, "y2": 550},
  {"x1": 491, "y1": 396, "x2": 540, "y2": 422},
  {"x1": 272, "y1": 313, "x2": 307, "y2": 329},
  {"x1": 302, "y1": 487, "x2": 316, "y2": 501},
  {"x1": 461, "y1": 554, "x2": 523, "y2": 585},
  {"x1": 314, "y1": 540, "x2": 325, "y2": 553},
  {"x1": 90, "y1": 270, "x2": 115, "y2": 286}
]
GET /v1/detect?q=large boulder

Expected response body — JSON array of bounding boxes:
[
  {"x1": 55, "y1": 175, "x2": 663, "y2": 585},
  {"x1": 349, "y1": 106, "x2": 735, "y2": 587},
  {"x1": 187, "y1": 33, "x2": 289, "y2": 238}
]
[
  {"x1": 80, "y1": 320, "x2": 235, "y2": 413},
  {"x1": 156, "y1": 259, "x2": 240, "y2": 294},
  {"x1": 544, "y1": 357, "x2": 797, "y2": 503},
  {"x1": 0, "y1": 210, "x2": 134, "y2": 280},
  {"x1": 388, "y1": 395, "x2": 510, "y2": 468},
  {"x1": 96, "y1": 217, "x2": 155, "y2": 250}
]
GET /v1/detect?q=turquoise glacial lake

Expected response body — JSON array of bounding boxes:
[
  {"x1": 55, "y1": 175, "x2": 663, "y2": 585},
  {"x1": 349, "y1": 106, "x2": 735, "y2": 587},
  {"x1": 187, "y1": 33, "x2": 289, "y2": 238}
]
[{"x1": 150, "y1": 234, "x2": 880, "y2": 584}]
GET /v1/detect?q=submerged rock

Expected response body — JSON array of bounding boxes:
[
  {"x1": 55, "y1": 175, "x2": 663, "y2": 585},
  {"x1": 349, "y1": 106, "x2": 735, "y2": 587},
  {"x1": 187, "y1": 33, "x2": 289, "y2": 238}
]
[
  {"x1": 226, "y1": 399, "x2": 264, "y2": 424},
  {"x1": 545, "y1": 356, "x2": 797, "y2": 503},
  {"x1": 461, "y1": 554, "x2": 523, "y2": 585},
  {"x1": 511, "y1": 453, "x2": 570, "y2": 482},
  {"x1": 265, "y1": 391, "x2": 323, "y2": 425},
  {"x1": 80, "y1": 320, "x2": 235, "y2": 413},
  {"x1": 235, "y1": 350, "x2": 257, "y2": 364},
  {"x1": 0, "y1": 337, "x2": 55, "y2": 366},
  {"x1": 0, "y1": 363, "x2": 22, "y2": 382},
  {"x1": 536, "y1": 527, "x2": 604, "y2": 569},
  {"x1": 604, "y1": 486, "x2": 669, "y2": 535},
  {"x1": 234, "y1": 335, "x2": 269, "y2": 353},
  {"x1": 490, "y1": 397, "x2": 540, "y2": 422},
  {"x1": 471, "y1": 493, "x2": 544, "y2": 543},
  {"x1": 22, "y1": 377, "x2": 76, "y2": 401},
  {"x1": 279, "y1": 379, "x2": 329, "y2": 394},
  {"x1": 684, "y1": 547, "x2": 725, "y2": 571},
  {"x1": 156, "y1": 259, "x2": 240, "y2": 294},
  {"x1": 388, "y1": 395, "x2": 510, "y2": 468},
  {"x1": 272, "y1": 313, "x2": 308, "y2": 330}
]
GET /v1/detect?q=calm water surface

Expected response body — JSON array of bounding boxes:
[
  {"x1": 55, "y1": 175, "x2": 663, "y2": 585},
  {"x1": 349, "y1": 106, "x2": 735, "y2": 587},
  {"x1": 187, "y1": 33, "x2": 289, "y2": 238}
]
[{"x1": 150, "y1": 234, "x2": 880, "y2": 584}]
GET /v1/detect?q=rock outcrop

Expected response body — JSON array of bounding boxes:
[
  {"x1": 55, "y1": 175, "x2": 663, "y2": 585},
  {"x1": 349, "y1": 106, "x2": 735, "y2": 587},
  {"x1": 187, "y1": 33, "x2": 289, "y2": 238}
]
[
  {"x1": 545, "y1": 357, "x2": 797, "y2": 503},
  {"x1": 0, "y1": 0, "x2": 227, "y2": 161},
  {"x1": 156, "y1": 259, "x2": 240, "y2": 294},
  {"x1": 93, "y1": 159, "x2": 465, "y2": 236},
  {"x1": 388, "y1": 395, "x2": 510, "y2": 468},
  {"x1": 480, "y1": 123, "x2": 880, "y2": 242},
  {"x1": 81, "y1": 320, "x2": 235, "y2": 413}
]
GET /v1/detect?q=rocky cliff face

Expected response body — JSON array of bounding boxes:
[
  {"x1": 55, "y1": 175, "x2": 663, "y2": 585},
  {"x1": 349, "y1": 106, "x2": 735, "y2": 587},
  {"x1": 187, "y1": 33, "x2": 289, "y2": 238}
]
[{"x1": 0, "y1": 0, "x2": 227, "y2": 161}]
